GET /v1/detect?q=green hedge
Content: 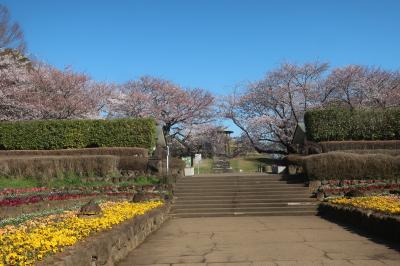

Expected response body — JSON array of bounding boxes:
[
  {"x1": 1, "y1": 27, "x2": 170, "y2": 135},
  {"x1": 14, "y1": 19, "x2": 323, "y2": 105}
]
[
  {"x1": 0, "y1": 118, "x2": 156, "y2": 150},
  {"x1": 0, "y1": 147, "x2": 149, "y2": 157},
  {"x1": 320, "y1": 141, "x2": 400, "y2": 153},
  {"x1": 0, "y1": 155, "x2": 119, "y2": 178},
  {"x1": 304, "y1": 108, "x2": 400, "y2": 142},
  {"x1": 290, "y1": 152, "x2": 400, "y2": 180}
]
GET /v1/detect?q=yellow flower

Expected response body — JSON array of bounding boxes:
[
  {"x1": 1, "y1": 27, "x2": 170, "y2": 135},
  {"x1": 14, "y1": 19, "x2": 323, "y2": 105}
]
[
  {"x1": 329, "y1": 195, "x2": 400, "y2": 215},
  {"x1": 0, "y1": 201, "x2": 163, "y2": 265}
]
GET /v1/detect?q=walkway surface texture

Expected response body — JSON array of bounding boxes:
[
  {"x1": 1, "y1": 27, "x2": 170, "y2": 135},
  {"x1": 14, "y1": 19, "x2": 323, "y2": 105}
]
[{"x1": 118, "y1": 216, "x2": 400, "y2": 266}]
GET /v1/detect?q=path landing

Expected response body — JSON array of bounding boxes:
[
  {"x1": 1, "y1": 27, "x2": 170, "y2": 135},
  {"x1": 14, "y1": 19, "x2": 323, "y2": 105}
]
[{"x1": 117, "y1": 216, "x2": 400, "y2": 266}]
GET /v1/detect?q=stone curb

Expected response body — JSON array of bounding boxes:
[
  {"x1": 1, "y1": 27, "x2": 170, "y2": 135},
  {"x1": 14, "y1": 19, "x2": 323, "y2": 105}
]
[
  {"x1": 318, "y1": 202, "x2": 400, "y2": 242},
  {"x1": 39, "y1": 203, "x2": 170, "y2": 266}
]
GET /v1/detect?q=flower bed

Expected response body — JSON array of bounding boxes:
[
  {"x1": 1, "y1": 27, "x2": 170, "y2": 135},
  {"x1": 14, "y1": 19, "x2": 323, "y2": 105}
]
[
  {"x1": 318, "y1": 195, "x2": 400, "y2": 242},
  {"x1": 329, "y1": 195, "x2": 400, "y2": 215},
  {"x1": 0, "y1": 204, "x2": 83, "y2": 227},
  {"x1": 0, "y1": 201, "x2": 163, "y2": 265},
  {"x1": 313, "y1": 179, "x2": 400, "y2": 199},
  {"x1": 0, "y1": 184, "x2": 141, "y2": 206},
  {"x1": 0, "y1": 184, "x2": 134, "y2": 197},
  {"x1": 0, "y1": 187, "x2": 49, "y2": 196},
  {"x1": 0, "y1": 191, "x2": 134, "y2": 207}
]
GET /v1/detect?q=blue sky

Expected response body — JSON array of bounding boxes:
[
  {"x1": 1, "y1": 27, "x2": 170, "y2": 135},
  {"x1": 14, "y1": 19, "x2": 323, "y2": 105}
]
[
  {"x1": 3, "y1": 0, "x2": 400, "y2": 133},
  {"x1": 4, "y1": 0, "x2": 400, "y2": 91}
]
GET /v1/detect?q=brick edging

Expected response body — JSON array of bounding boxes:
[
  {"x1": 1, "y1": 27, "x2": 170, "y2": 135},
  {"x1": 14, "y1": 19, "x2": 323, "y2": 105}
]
[
  {"x1": 39, "y1": 203, "x2": 170, "y2": 266},
  {"x1": 318, "y1": 203, "x2": 400, "y2": 242}
]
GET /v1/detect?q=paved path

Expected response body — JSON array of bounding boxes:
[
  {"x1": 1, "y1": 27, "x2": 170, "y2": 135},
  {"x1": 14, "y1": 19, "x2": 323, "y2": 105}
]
[{"x1": 118, "y1": 216, "x2": 400, "y2": 266}]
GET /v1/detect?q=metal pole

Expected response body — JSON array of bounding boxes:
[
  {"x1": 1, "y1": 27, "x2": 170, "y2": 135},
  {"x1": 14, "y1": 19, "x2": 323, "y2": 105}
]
[{"x1": 166, "y1": 145, "x2": 169, "y2": 175}]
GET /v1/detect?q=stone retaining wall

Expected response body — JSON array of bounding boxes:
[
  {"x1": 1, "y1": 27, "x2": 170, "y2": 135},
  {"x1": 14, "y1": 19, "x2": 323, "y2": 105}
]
[
  {"x1": 318, "y1": 203, "x2": 400, "y2": 242},
  {"x1": 39, "y1": 204, "x2": 170, "y2": 266}
]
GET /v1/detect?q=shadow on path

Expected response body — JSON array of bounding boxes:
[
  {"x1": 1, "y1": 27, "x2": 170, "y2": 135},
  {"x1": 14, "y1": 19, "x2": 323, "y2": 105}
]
[{"x1": 319, "y1": 214, "x2": 400, "y2": 253}]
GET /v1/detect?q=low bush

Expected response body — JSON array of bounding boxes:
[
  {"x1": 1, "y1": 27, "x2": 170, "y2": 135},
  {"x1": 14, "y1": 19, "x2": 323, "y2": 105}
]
[
  {"x1": 0, "y1": 147, "x2": 149, "y2": 158},
  {"x1": 294, "y1": 152, "x2": 400, "y2": 180},
  {"x1": 0, "y1": 155, "x2": 119, "y2": 179},
  {"x1": 339, "y1": 149, "x2": 400, "y2": 156},
  {"x1": 0, "y1": 176, "x2": 41, "y2": 189},
  {"x1": 286, "y1": 154, "x2": 305, "y2": 165},
  {"x1": 169, "y1": 157, "x2": 186, "y2": 170},
  {"x1": 0, "y1": 118, "x2": 156, "y2": 150},
  {"x1": 133, "y1": 176, "x2": 161, "y2": 185},
  {"x1": 320, "y1": 140, "x2": 400, "y2": 153},
  {"x1": 118, "y1": 157, "x2": 148, "y2": 171},
  {"x1": 304, "y1": 108, "x2": 400, "y2": 141}
]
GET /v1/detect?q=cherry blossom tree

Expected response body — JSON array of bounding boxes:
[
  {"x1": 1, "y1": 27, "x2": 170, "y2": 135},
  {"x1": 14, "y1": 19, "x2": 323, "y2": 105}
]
[
  {"x1": 29, "y1": 63, "x2": 111, "y2": 119},
  {"x1": 323, "y1": 65, "x2": 400, "y2": 109},
  {"x1": 222, "y1": 62, "x2": 329, "y2": 154},
  {"x1": 171, "y1": 124, "x2": 223, "y2": 156},
  {"x1": 0, "y1": 49, "x2": 111, "y2": 121},
  {"x1": 0, "y1": 4, "x2": 26, "y2": 52},
  {"x1": 0, "y1": 48, "x2": 33, "y2": 120},
  {"x1": 224, "y1": 62, "x2": 400, "y2": 154},
  {"x1": 108, "y1": 76, "x2": 215, "y2": 144},
  {"x1": 231, "y1": 133, "x2": 256, "y2": 156}
]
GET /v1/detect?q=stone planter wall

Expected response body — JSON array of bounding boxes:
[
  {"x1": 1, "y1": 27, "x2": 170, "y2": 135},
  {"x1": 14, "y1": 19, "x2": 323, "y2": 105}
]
[
  {"x1": 318, "y1": 203, "x2": 400, "y2": 242},
  {"x1": 39, "y1": 204, "x2": 170, "y2": 266}
]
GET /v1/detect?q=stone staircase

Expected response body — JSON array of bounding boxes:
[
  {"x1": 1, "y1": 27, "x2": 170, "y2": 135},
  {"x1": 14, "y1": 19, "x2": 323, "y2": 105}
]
[{"x1": 171, "y1": 173, "x2": 318, "y2": 218}]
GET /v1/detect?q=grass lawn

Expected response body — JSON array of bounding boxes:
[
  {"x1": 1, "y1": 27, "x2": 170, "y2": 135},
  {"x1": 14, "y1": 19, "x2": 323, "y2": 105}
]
[
  {"x1": 0, "y1": 175, "x2": 160, "y2": 189},
  {"x1": 231, "y1": 154, "x2": 275, "y2": 172},
  {"x1": 196, "y1": 158, "x2": 214, "y2": 174}
]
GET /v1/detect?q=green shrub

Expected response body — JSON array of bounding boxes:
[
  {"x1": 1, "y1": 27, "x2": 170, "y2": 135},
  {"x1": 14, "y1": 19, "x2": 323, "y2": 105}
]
[
  {"x1": 0, "y1": 155, "x2": 119, "y2": 179},
  {"x1": 304, "y1": 108, "x2": 400, "y2": 142},
  {"x1": 294, "y1": 152, "x2": 400, "y2": 180},
  {"x1": 339, "y1": 149, "x2": 400, "y2": 156},
  {"x1": 0, "y1": 118, "x2": 156, "y2": 150},
  {"x1": 320, "y1": 140, "x2": 400, "y2": 152},
  {"x1": 132, "y1": 176, "x2": 161, "y2": 185},
  {"x1": 169, "y1": 157, "x2": 186, "y2": 170},
  {"x1": 118, "y1": 157, "x2": 148, "y2": 171},
  {"x1": 0, "y1": 148, "x2": 151, "y2": 178},
  {"x1": 0, "y1": 176, "x2": 41, "y2": 188},
  {"x1": 0, "y1": 147, "x2": 149, "y2": 157}
]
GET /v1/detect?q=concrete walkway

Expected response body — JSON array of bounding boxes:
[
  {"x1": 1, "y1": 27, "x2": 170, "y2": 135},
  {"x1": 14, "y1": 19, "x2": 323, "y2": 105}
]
[{"x1": 118, "y1": 216, "x2": 400, "y2": 266}]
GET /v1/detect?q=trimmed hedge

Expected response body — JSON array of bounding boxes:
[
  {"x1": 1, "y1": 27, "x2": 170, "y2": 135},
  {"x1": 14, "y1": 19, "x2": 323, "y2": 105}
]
[
  {"x1": 320, "y1": 140, "x2": 400, "y2": 152},
  {"x1": 0, "y1": 155, "x2": 119, "y2": 178},
  {"x1": 0, "y1": 118, "x2": 156, "y2": 150},
  {"x1": 291, "y1": 152, "x2": 400, "y2": 180},
  {"x1": 304, "y1": 108, "x2": 400, "y2": 142},
  {"x1": 339, "y1": 149, "x2": 400, "y2": 157},
  {"x1": 118, "y1": 157, "x2": 148, "y2": 171},
  {"x1": 0, "y1": 147, "x2": 149, "y2": 158}
]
